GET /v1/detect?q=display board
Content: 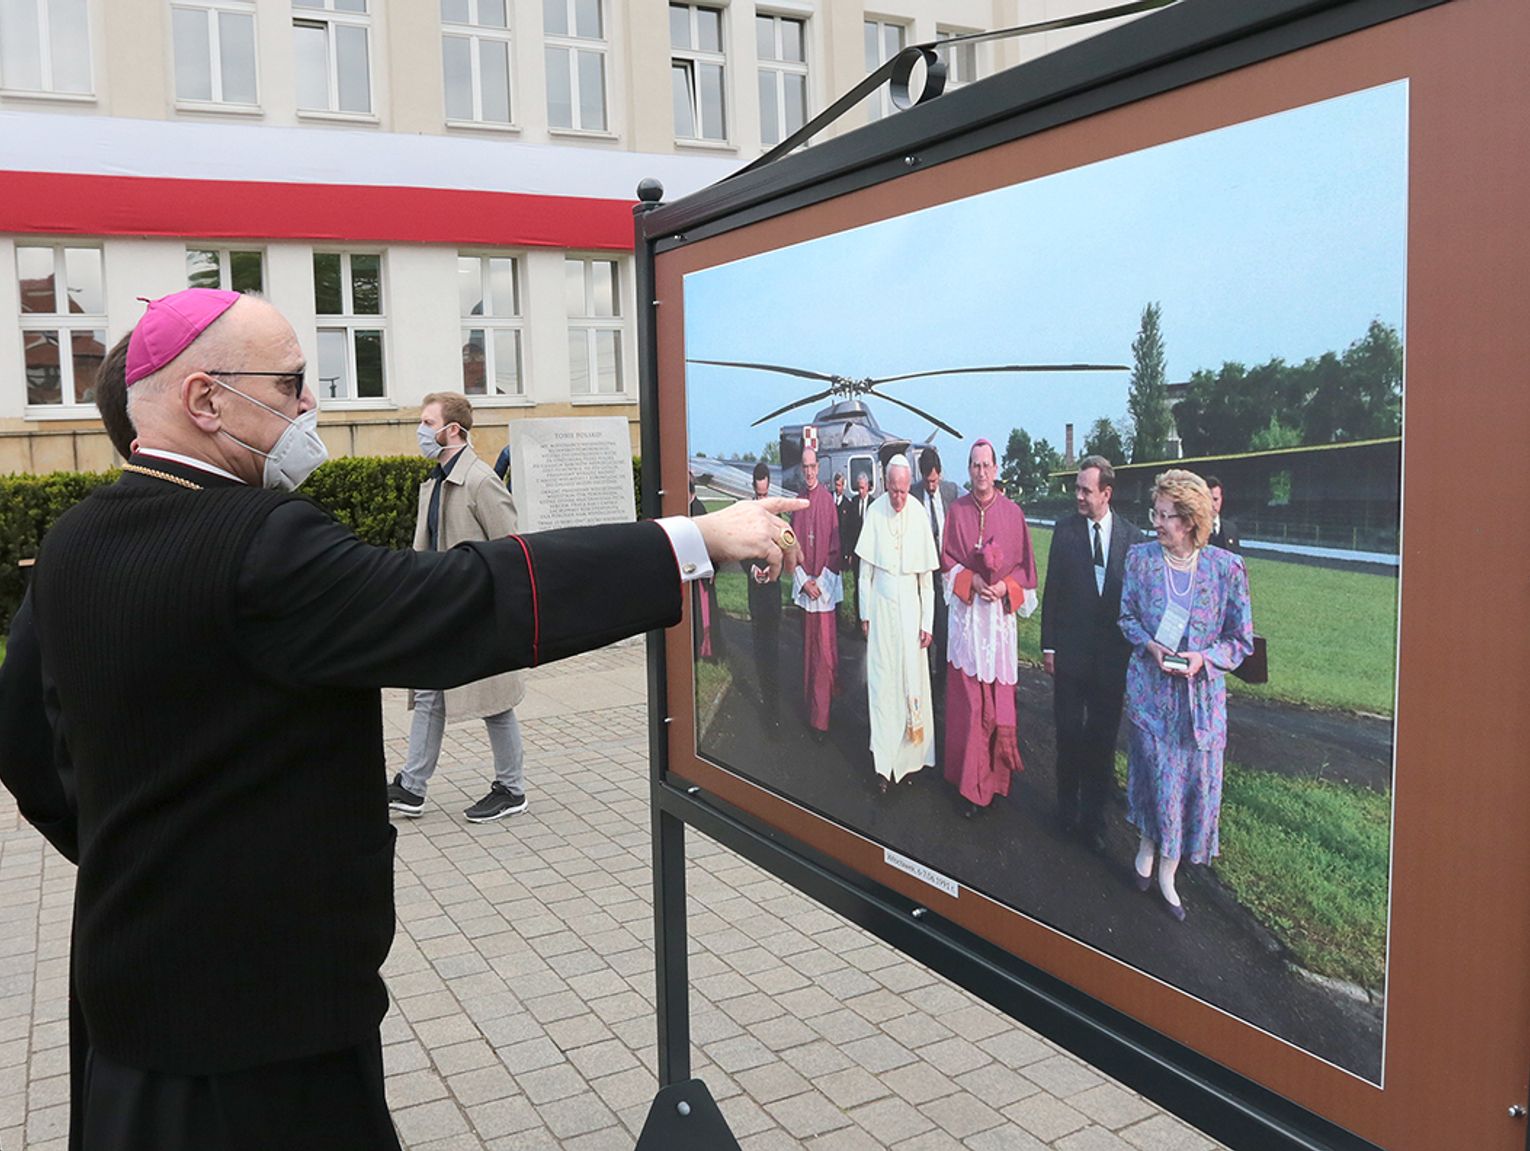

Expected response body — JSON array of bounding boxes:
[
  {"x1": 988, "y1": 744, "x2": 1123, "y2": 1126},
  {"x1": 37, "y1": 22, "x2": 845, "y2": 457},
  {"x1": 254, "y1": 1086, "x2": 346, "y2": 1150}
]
[{"x1": 639, "y1": 1, "x2": 1530, "y2": 1147}]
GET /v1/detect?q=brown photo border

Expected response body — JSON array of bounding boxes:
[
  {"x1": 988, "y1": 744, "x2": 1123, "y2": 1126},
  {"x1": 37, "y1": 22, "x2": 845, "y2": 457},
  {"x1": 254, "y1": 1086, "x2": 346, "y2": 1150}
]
[{"x1": 652, "y1": 1, "x2": 1530, "y2": 1145}]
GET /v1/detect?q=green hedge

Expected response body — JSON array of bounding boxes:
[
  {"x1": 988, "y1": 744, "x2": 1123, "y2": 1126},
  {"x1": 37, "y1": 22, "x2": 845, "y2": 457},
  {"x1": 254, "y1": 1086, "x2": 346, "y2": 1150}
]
[
  {"x1": 297, "y1": 455, "x2": 436, "y2": 549},
  {"x1": 2, "y1": 455, "x2": 646, "y2": 633},
  {"x1": 1, "y1": 456, "x2": 436, "y2": 633},
  {"x1": 0, "y1": 469, "x2": 120, "y2": 633}
]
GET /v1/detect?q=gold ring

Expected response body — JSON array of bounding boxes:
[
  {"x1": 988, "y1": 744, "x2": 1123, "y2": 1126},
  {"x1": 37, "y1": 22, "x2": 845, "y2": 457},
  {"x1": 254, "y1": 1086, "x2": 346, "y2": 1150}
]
[{"x1": 778, "y1": 527, "x2": 797, "y2": 550}]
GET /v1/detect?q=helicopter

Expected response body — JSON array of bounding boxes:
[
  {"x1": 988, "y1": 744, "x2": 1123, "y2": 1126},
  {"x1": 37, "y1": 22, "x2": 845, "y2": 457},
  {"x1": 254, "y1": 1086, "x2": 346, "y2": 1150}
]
[{"x1": 688, "y1": 358, "x2": 1127, "y2": 497}]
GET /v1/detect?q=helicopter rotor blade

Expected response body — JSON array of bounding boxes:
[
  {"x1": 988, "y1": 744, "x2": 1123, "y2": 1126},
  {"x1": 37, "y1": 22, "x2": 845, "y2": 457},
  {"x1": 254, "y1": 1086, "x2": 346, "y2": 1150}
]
[
  {"x1": 688, "y1": 359, "x2": 838, "y2": 383},
  {"x1": 749, "y1": 387, "x2": 839, "y2": 427},
  {"x1": 867, "y1": 363, "x2": 1129, "y2": 385},
  {"x1": 862, "y1": 387, "x2": 962, "y2": 439}
]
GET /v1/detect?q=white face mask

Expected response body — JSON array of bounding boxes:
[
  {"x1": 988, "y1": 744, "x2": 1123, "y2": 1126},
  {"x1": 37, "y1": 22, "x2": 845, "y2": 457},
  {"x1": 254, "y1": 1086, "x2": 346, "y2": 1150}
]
[
  {"x1": 417, "y1": 422, "x2": 446, "y2": 460},
  {"x1": 215, "y1": 381, "x2": 329, "y2": 492}
]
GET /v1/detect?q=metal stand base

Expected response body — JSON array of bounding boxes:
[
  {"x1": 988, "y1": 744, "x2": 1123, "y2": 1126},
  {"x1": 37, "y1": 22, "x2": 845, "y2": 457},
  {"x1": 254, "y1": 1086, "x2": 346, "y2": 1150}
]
[{"x1": 634, "y1": 1079, "x2": 741, "y2": 1150}]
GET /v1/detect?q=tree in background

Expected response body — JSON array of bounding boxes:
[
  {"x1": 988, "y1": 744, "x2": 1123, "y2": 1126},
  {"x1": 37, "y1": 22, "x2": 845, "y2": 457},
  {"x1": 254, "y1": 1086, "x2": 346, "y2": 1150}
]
[
  {"x1": 1172, "y1": 320, "x2": 1403, "y2": 456},
  {"x1": 1300, "y1": 319, "x2": 1403, "y2": 444},
  {"x1": 1249, "y1": 414, "x2": 1302, "y2": 452},
  {"x1": 1032, "y1": 437, "x2": 1065, "y2": 497},
  {"x1": 1127, "y1": 301, "x2": 1173, "y2": 463},
  {"x1": 761, "y1": 440, "x2": 781, "y2": 464},
  {"x1": 1174, "y1": 359, "x2": 1295, "y2": 457},
  {"x1": 1001, "y1": 428, "x2": 1065, "y2": 499},
  {"x1": 1001, "y1": 428, "x2": 1035, "y2": 498},
  {"x1": 1081, "y1": 417, "x2": 1128, "y2": 466}
]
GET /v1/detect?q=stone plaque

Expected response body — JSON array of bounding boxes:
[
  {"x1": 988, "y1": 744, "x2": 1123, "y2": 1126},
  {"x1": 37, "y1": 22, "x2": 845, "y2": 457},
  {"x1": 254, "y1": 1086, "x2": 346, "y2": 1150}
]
[{"x1": 509, "y1": 417, "x2": 637, "y2": 533}]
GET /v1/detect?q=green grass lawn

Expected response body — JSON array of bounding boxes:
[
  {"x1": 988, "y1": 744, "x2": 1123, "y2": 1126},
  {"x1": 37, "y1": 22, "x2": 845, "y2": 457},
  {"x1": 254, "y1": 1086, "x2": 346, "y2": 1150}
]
[
  {"x1": 1021, "y1": 525, "x2": 1398, "y2": 716},
  {"x1": 1214, "y1": 761, "x2": 1390, "y2": 990},
  {"x1": 714, "y1": 568, "x2": 754, "y2": 617},
  {"x1": 694, "y1": 658, "x2": 733, "y2": 735},
  {"x1": 1113, "y1": 753, "x2": 1389, "y2": 990}
]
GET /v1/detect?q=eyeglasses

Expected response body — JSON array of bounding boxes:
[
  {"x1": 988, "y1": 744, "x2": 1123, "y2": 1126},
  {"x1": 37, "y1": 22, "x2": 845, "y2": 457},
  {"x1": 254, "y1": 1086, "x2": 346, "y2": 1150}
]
[
  {"x1": 207, "y1": 369, "x2": 307, "y2": 404},
  {"x1": 1147, "y1": 508, "x2": 1184, "y2": 525}
]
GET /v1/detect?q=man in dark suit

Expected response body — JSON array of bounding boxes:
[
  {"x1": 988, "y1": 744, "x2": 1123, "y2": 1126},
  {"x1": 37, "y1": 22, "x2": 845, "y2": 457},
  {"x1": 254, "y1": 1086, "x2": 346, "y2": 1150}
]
[
  {"x1": 1040, "y1": 455, "x2": 1145, "y2": 851},
  {"x1": 15, "y1": 289, "x2": 800, "y2": 1150},
  {"x1": 914, "y1": 447, "x2": 959, "y2": 683},
  {"x1": 841, "y1": 472, "x2": 871, "y2": 623},
  {"x1": 1206, "y1": 474, "x2": 1241, "y2": 553},
  {"x1": 745, "y1": 462, "x2": 784, "y2": 733},
  {"x1": 838, "y1": 471, "x2": 862, "y2": 566}
]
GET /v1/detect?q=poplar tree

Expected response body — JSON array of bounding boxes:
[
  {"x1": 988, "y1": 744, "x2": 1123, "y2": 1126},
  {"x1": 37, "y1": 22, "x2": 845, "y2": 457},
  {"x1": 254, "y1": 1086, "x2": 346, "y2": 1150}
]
[{"x1": 1127, "y1": 302, "x2": 1172, "y2": 463}]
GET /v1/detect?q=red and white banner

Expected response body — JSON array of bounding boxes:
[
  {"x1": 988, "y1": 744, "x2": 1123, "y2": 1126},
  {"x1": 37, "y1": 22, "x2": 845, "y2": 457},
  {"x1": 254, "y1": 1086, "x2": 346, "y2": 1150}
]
[{"x1": 0, "y1": 111, "x2": 742, "y2": 251}]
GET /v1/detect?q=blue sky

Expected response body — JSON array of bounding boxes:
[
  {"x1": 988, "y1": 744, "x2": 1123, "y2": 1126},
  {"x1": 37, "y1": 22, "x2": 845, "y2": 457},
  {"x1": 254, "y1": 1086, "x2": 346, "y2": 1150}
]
[{"x1": 684, "y1": 81, "x2": 1408, "y2": 459}]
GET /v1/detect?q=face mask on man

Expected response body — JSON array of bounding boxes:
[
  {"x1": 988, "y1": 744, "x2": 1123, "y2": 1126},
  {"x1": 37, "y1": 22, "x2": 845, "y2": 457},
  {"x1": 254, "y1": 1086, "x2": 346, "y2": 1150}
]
[
  {"x1": 417, "y1": 422, "x2": 449, "y2": 460},
  {"x1": 214, "y1": 380, "x2": 329, "y2": 492}
]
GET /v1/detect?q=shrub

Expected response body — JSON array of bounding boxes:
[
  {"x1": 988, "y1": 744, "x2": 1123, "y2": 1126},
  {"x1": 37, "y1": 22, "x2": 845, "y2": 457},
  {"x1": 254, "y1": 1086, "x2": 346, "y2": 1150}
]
[
  {"x1": 0, "y1": 457, "x2": 434, "y2": 633},
  {"x1": 0, "y1": 469, "x2": 119, "y2": 632},
  {"x1": 298, "y1": 455, "x2": 435, "y2": 549}
]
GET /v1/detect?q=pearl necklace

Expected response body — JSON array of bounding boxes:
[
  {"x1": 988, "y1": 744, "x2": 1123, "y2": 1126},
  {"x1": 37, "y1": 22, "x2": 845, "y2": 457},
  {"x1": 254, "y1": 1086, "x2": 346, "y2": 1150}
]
[{"x1": 1162, "y1": 546, "x2": 1198, "y2": 597}]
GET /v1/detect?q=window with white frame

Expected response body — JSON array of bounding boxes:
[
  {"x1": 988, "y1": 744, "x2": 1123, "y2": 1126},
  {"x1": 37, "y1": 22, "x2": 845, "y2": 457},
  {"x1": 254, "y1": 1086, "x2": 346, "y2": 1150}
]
[
  {"x1": 172, "y1": 1, "x2": 258, "y2": 106},
  {"x1": 756, "y1": 12, "x2": 805, "y2": 149},
  {"x1": 935, "y1": 27, "x2": 978, "y2": 90},
  {"x1": 543, "y1": 0, "x2": 606, "y2": 132},
  {"x1": 293, "y1": 0, "x2": 371, "y2": 115},
  {"x1": 17, "y1": 243, "x2": 106, "y2": 408},
  {"x1": 186, "y1": 247, "x2": 264, "y2": 292},
  {"x1": 441, "y1": 0, "x2": 512, "y2": 124},
  {"x1": 863, "y1": 17, "x2": 906, "y2": 122},
  {"x1": 565, "y1": 256, "x2": 623, "y2": 396},
  {"x1": 0, "y1": 0, "x2": 92, "y2": 95},
  {"x1": 670, "y1": 3, "x2": 724, "y2": 143},
  {"x1": 312, "y1": 252, "x2": 385, "y2": 401},
  {"x1": 458, "y1": 254, "x2": 523, "y2": 398}
]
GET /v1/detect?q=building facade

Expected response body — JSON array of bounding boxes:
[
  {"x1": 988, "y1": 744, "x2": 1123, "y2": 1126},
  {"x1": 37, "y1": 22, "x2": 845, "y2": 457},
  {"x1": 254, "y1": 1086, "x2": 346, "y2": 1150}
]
[{"x1": 0, "y1": 0, "x2": 1134, "y2": 473}]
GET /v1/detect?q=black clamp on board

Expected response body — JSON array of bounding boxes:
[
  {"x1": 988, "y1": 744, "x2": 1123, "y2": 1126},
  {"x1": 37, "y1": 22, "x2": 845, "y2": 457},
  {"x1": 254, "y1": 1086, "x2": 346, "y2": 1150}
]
[{"x1": 634, "y1": 1079, "x2": 740, "y2": 1151}]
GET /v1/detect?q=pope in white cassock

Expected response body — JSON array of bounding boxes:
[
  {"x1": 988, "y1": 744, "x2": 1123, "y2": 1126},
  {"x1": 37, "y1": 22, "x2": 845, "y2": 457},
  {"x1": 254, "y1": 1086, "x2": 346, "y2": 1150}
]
[{"x1": 855, "y1": 456, "x2": 940, "y2": 793}]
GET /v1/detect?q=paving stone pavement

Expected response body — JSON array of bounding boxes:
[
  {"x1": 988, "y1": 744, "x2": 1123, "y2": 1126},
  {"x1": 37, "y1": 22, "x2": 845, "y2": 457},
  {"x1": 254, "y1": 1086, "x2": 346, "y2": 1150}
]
[{"x1": 0, "y1": 640, "x2": 1226, "y2": 1151}]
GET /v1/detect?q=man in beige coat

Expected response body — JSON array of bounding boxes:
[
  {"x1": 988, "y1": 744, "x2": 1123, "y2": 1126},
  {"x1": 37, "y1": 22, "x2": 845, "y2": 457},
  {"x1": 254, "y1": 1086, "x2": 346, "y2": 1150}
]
[{"x1": 388, "y1": 392, "x2": 529, "y2": 822}]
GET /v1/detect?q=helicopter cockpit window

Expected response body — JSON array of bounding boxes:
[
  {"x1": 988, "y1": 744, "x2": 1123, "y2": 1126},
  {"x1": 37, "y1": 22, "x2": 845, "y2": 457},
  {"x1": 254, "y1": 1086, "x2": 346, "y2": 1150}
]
[{"x1": 848, "y1": 456, "x2": 875, "y2": 495}]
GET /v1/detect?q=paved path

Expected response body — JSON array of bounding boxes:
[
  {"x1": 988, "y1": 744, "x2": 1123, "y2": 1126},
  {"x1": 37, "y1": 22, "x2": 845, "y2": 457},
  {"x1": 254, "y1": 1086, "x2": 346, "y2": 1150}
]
[{"x1": 0, "y1": 642, "x2": 1224, "y2": 1151}]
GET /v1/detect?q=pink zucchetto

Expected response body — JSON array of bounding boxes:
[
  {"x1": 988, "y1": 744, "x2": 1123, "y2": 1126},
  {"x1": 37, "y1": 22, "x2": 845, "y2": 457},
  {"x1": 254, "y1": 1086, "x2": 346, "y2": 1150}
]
[{"x1": 125, "y1": 288, "x2": 241, "y2": 386}]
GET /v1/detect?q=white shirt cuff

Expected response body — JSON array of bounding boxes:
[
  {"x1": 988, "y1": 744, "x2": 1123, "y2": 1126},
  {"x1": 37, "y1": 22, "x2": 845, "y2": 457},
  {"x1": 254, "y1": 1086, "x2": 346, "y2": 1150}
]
[
  {"x1": 656, "y1": 516, "x2": 714, "y2": 582},
  {"x1": 1018, "y1": 586, "x2": 1039, "y2": 619}
]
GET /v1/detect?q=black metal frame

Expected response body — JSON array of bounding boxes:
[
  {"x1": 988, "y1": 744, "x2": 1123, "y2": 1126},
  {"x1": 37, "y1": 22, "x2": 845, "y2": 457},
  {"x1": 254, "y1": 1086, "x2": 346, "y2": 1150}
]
[{"x1": 638, "y1": 2, "x2": 1451, "y2": 1147}]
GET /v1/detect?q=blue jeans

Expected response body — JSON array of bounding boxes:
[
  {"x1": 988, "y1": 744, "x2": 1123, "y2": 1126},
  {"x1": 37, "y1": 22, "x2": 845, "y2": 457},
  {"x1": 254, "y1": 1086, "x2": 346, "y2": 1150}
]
[{"x1": 401, "y1": 689, "x2": 524, "y2": 797}]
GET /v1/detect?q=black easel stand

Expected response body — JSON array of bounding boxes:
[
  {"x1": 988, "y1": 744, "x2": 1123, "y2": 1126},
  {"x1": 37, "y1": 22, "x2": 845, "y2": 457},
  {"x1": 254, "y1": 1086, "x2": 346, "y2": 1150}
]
[
  {"x1": 635, "y1": 183, "x2": 741, "y2": 1149},
  {"x1": 634, "y1": 1079, "x2": 743, "y2": 1151}
]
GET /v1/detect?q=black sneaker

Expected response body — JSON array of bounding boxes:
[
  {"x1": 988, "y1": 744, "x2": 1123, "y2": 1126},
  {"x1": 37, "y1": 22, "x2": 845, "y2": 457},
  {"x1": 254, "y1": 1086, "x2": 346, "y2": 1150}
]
[
  {"x1": 387, "y1": 774, "x2": 425, "y2": 817},
  {"x1": 464, "y1": 782, "x2": 527, "y2": 823}
]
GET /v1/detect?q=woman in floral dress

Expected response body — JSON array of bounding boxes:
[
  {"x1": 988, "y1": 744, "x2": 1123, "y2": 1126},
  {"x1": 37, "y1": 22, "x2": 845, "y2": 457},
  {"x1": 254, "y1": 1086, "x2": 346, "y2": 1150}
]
[{"x1": 1118, "y1": 470, "x2": 1253, "y2": 921}]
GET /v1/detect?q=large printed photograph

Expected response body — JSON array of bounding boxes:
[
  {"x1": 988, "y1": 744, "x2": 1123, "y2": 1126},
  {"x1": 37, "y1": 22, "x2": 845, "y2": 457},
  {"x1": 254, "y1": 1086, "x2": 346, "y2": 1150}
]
[{"x1": 681, "y1": 82, "x2": 1405, "y2": 1082}]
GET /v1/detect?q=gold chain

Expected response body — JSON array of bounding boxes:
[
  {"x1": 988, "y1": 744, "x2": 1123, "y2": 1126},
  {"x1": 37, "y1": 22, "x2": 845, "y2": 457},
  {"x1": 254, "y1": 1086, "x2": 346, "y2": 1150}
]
[{"x1": 120, "y1": 464, "x2": 204, "y2": 491}]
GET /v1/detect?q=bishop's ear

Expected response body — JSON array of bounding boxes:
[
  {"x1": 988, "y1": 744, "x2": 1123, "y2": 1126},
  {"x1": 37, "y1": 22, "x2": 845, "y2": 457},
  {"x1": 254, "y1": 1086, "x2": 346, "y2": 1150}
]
[{"x1": 182, "y1": 372, "x2": 224, "y2": 434}]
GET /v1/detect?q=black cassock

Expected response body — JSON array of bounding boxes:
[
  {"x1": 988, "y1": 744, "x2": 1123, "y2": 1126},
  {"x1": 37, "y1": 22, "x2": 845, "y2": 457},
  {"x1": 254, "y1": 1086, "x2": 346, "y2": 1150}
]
[{"x1": 5, "y1": 456, "x2": 685, "y2": 1150}]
